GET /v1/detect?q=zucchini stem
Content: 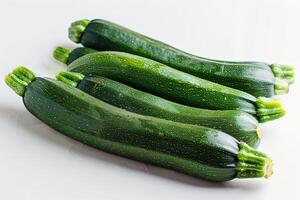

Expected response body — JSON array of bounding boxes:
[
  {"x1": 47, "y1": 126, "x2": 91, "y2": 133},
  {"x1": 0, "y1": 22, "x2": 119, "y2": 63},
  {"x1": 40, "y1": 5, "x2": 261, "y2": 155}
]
[
  {"x1": 274, "y1": 78, "x2": 289, "y2": 95},
  {"x1": 4, "y1": 66, "x2": 36, "y2": 96},
  {"x1": 53, "y1": 47, "x2": 71, "y2": 64},
  {"x1": 237, "y1": 142, "x2": 273, "y2": 179},
  {"x1": 68, "y1": 19, "x2": 90, "y2": 43},
  {"x1": 256, "y1": 97, "x2": 285, "y2": 123},
  {"x1": 271, "y1": 63, "x2": 295, "y2": 85},
  {"x1": 56, "y1": 71, "x2": 85, "y2": 87}
]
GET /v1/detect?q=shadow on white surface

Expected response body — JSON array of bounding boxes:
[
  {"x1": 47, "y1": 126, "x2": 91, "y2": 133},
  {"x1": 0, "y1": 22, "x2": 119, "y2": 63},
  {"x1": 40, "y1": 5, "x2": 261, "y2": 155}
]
[{"x1": 0, "y1": 105, "x2": 265, "y2": 190}]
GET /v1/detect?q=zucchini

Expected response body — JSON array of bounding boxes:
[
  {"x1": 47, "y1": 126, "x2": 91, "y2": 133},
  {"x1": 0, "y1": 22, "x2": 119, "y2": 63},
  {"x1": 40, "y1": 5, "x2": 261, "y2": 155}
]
[
  {"x1": 5, "y1": 66, "x2": 273, "y2": 182},
  {"x1": 52, "y1": 46, "x2": 293, "y2": 91},
  {"x1": 56, "y1": 71, "x2": 261, "y2": 147},
  {"x1": 68, "y1": 19, "x2": 294, "y2": 96},
  {"x1": 66, "y1": 51, "x2": 285, "y2": 123},
  {"x1": 54, "y1": 46, "x2": 291, "y2": 97}
]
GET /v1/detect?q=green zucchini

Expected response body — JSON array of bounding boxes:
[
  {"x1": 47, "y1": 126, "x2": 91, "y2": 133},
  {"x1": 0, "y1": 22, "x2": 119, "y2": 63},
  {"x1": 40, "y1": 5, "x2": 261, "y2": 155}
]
[
  {"x1": 56, "y1": 71, "x2": 261, "y2": 147},
  {"x1": 5, "y1": 66, "x2": 273, "y2": 182},
  {"x1": 65, "y1": 51, "x2": 285, "y2": 123},
  {"x1": 68, "y1": 19, "x2": 294, "y2": 96},
  {"x1": 52, "y1": 46, "x2": 293, "y2": 93}
]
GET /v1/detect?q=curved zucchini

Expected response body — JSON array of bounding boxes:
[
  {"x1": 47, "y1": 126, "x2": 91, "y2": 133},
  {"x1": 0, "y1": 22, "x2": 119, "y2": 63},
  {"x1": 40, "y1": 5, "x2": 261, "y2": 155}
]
[
  {"x1": 68, "y1": 19, "x2": 294, "y2": 96},
  {"x1": 53, "y1": 46, "x2": 290, "y2": 96},
  {"x1": 66, "y1": 51, "x2": 285, "y2": 123},
  {"x1": 5, "y1": 66, "x2": 273, "y2": 182},
  {"x1": 56, "y1": 71, "x2": 261, "y2": 147}
]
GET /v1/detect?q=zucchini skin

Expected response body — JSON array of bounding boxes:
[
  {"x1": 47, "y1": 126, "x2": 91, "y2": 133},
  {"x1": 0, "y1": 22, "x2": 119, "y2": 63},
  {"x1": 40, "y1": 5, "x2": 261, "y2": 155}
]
[
  {"x1": 23, "y1": 77, "x2": 242, "y2": 181},
  {"x1": 62, "y1": 46, "x2": 271, "y2": 70},
  {"x1": 74, "y1": 75, "x2": 260, "y2": 147},
  {"x1": 78, "y1": 19, "x2": 276, "y2": 97},
  {"x1": 68, "y1": 47, "x2": 97, "y2": 64},
  {"x1": 67, "y1": 51, "x2": 258, "y2": 114}
]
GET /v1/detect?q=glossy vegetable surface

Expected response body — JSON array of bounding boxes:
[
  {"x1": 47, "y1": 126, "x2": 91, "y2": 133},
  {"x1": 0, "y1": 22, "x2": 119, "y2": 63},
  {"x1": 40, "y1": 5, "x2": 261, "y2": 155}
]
[
  {"x1": 56, "y1": 71, "x2": 261, "y2": 147},
  {"x1": 68, "y1": 19, "x2": 294, "y2": 96},
  {"x1": 66, "y1": 51, "x2": 285, "y2": 123},
  {"x1": 5, "y1": 67, "x2": 273, "y2": 182}
]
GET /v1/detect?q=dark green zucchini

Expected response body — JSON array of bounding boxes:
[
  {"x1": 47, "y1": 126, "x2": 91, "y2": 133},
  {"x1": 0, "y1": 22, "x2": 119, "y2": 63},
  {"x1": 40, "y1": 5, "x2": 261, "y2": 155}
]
[
  {"x1": 52, "y1": 47, "x2": 293, "y2": 90},
  {"x1": 66, "y1": 51, "x2": 285, "y2": 123},
  {"x1": 68, "y1": 19, "x2": 294, "y2": 96},
  {"x1": 56, "y1": 71, "x2": 261, "y2": 147},
  {"x1": 5, "y1": 66, "x2": 273, "y2": 182},
  {"x1": 53, "y1": 46, "x2": 291, "y2": 96}
]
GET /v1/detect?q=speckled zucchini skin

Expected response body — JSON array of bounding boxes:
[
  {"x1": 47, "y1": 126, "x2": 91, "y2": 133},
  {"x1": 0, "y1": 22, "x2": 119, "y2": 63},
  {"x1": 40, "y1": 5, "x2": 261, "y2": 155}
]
[
  {"x1": 68, "y1": 47, "x2": 97, "y2": 64},
  {"x1": 79, "y1": 19, "x2": 276, "y2": 97},
  {"x1": 23, "y1": 77, "x2": 242, "y2": 181},
  {"x1": 75, "y1": 76, "x2": 260, "y2": 147},
  {"x1": 67, "y1": 51, "x2": 258, "y2": 115}
]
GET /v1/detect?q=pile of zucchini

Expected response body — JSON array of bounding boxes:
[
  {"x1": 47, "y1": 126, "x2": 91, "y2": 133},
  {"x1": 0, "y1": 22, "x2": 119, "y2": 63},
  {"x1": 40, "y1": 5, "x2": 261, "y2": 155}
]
[{"x1": 5, "y1": 19, "x2": 294, "y2": 182}]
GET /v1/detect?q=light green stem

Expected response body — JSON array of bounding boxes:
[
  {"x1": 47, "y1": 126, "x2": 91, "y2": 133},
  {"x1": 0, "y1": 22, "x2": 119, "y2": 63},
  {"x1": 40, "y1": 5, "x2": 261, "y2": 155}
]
[
  {"x1": 68, "y1": 19, "x2": 90, "y2": 43},
  {"x1": 271, "y1": 63, "x2": 295, "y2": 85},
  {"x1": 237, "y1": 142, "x2": 273, "y2": 179},
  {"x1": 56, "y1": 71, "x2": 85, "y2": 87},
  {"x1": 53, "y1": 47, "x2": 71, "y2": 64},
  {"x1": 274, "y1": 78, "x2": 289, "y2": 95},
  {"x1": 4, "y1": 66, "x2": 36, "y2": 96},
  {"x1": 256, "y1": 97, "x2": 285, "y2": 123}
]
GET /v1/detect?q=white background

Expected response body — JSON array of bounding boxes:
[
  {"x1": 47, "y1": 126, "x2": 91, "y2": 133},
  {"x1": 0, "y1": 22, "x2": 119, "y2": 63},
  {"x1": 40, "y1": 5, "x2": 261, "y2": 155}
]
[{"x1": 0, "y1": 0, "x2": 299, "y2": 199}]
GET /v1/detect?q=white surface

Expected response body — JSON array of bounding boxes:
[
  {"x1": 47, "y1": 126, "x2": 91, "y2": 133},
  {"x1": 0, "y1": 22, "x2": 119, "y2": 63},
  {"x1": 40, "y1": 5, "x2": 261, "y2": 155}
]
[{"x1": 0, "y1": 0, "x2": 299, "y2": 199}]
